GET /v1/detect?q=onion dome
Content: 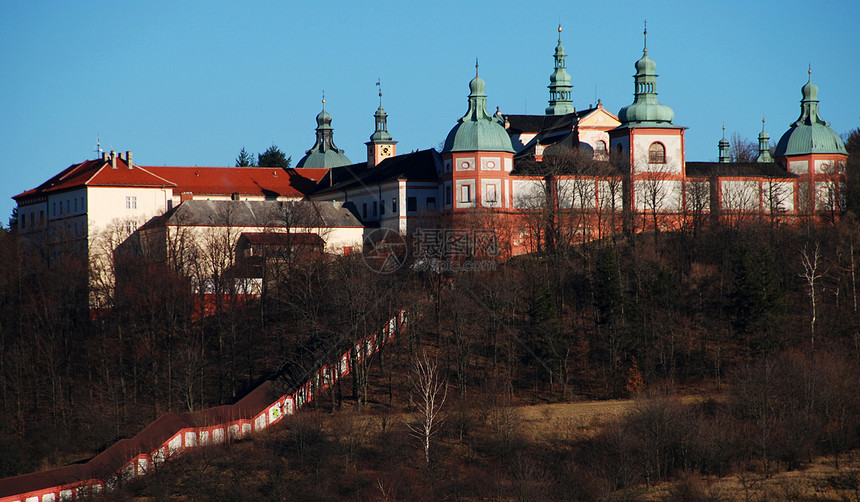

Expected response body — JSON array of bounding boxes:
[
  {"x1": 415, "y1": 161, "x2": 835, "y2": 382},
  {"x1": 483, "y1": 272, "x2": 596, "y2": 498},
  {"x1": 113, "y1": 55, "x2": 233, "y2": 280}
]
[
  {"x1": 617, "y1": 26, "x2": 675, "y2": 127},
  {"x1": 546, "y1": 25, "x2": 575, "y2": 116},
  {"x1": 296, "y1": 94, "x2": 353, "y2": 168},
  {"x1": 774, "y1": 69, "x2": 847, "y2": 157},
  {"x1": 443, "y1": 63, "x2": 515, "y2": 153}
]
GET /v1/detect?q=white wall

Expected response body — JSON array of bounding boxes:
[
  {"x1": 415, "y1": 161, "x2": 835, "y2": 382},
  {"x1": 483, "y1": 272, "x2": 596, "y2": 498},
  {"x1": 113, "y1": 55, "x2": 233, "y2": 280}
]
[
  {"x1": 512, "y1": 179, "x2": 546, "y2": 209},
  {"x1": 632, "y1": 133, "x2": 683, "y2": 174},
  {"x1": 720, "y1": 180, "x2": 760, "y2": 211}
]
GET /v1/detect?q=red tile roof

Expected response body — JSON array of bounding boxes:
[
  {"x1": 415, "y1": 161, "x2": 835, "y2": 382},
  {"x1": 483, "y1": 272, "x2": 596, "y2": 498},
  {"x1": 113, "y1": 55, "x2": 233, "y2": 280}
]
[
  {"x1": 14, "y1": 158, "x2": 328, "y2": 201},
  {"x1": 143, "y1": 166, "x2": 327, "y2": 198}
]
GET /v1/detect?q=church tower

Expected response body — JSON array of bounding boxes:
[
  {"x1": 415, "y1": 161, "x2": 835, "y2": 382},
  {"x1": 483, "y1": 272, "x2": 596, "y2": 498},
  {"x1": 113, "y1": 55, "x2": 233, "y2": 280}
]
[
  {"x1": 442, "y1": 62, "x2": 515, "y2": 212},
  {"x1": 366, "y1": 84, "x2": 397, "y2": 168},
  {"x1": 546, "y1": 25, "x2": 575, "y2": 116}
]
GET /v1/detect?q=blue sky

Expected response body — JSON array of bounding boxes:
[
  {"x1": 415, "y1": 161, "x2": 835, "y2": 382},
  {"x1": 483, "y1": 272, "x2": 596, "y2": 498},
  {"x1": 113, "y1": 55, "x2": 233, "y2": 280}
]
[{"x1": 2, "y1": 0, "x2": 858, "y2": 224}]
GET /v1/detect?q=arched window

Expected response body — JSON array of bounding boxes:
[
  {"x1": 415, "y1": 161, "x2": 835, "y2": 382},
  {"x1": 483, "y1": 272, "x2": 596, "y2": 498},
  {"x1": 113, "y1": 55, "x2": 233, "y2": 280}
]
[
  {"x1": 648, "y1": 142, "x2": 666, "y2": 164},
  {"x1": 595, "y1": 140, "x2": 607, "y2": 155}
]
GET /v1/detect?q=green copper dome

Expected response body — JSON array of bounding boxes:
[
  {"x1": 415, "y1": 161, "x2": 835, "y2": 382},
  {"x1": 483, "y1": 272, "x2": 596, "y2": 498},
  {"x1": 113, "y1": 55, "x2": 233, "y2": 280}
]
[
  {"x1": 774, "y1": 72, "x2": 847, "y2": 157},
  {"x1": 617, "y1": 30, "x2": 675, "y2": 127},
  {"x1": 443, "y1": 64, "x2": 515, "y2": 153},
  {"x1": 296, "y1": 97, "x2": 353, "y2": 168}
]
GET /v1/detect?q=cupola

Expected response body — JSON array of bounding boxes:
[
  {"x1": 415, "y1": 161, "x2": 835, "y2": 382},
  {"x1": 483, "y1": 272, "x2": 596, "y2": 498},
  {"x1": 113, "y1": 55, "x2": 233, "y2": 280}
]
[
  {"x1": 442, "y1": 62, "x2": 515, "y2": 153},
  {"x1": 617, "y1": 26, "x2": 675, "y2": 127},
  {"x1": 296, "y1": 93, "x2": 353, "y2": 169},
  {"x1": 774, "y1": 69, "x2": 847, "y2": 157}
]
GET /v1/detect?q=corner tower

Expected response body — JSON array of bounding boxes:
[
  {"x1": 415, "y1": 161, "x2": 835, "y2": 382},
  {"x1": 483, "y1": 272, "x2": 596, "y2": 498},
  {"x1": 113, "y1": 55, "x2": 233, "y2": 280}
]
[
  {"x1": 774, "y1": 69, "x2": 847, "y2": 214},
  {"x1": 442, "y1": 62, "x2": 515, "y2": 212},
  {"x1": 296, "y1": 94, "x2": 353, "y2": 169},
  {"x1": 609, "y1": 25, "x2": 687, "y2": 223},
  {"x1": 775, "y1": 69, "x2": 847, "y2": 173},
  {"x1": 546, "y1": 25, "x2": 575, "y2": 116}
]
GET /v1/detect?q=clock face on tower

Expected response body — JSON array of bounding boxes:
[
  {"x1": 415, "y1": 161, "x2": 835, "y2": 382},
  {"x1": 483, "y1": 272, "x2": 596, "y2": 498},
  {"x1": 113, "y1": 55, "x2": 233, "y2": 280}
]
[{"x1": 380, "y1": 145, "x2": 392, "y2": 156}]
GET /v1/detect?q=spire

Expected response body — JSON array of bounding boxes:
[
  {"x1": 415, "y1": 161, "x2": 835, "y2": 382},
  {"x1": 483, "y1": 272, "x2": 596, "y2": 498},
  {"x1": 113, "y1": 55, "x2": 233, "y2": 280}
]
[
  {"x1": 462, "y1": 59, "x2": 492, "y2": 122},
  {"x1": 370, "y1": 80, "x2": 393, "y2": 142},
  {"x1": 643, "y1": 19, "x2": 647, "y2": 51},
  {"x1": 794, "y1": 64, "x2": 827, "y2": 127},
  {"x1": 756, "y1": 116, "x2": 774, "y2": 163},
  {"x1": 312, "y1": 92, "x2": 336, "y2": 152},
  {"x1": 719, "y1": 123, "x2": 731, "y2": 163},
  {"x1": 617, "y1": 26, "x2": 674, "y2": 126},
  {"x1": 545, "y1": 24, "x2": 574, "y2": 115}
]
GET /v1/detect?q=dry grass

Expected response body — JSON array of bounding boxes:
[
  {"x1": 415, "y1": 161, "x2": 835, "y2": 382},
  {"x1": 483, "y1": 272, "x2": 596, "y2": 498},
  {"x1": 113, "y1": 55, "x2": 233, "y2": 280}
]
[{"x1": 631, "y1": 452, "x2": 860, "y2": 502}]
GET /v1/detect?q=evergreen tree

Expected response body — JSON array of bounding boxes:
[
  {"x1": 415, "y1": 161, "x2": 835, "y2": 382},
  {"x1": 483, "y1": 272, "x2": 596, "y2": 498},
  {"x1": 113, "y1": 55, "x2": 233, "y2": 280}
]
[
  {"x1": 257, "y1": 145, "x2": 291, "y2": 168},
  {"x1": 235, "y1": 147, "x2": 256, "y2": 167},
  {"x1": 844, "y1": 128, "x2": 860, "y2": 217},
  {"x1": 727, "y1": 242, "x2": 785, "y2": 355}
]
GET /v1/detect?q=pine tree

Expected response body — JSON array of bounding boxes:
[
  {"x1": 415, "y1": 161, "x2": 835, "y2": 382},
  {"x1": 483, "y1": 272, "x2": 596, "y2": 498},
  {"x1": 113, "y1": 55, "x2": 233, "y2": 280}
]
[
  {"x1": 235, "y1": 147, "x2": 256, "y2": 167},
  {"x1": 257, "y1": 145, "x2": 291, "y2": 168}
]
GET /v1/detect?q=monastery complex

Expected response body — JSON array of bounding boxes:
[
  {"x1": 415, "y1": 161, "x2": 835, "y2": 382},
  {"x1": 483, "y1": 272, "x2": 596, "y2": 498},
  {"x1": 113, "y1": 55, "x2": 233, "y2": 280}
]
[{"x1": 13, "y1": 27, "x2": 850, "y2": 302}]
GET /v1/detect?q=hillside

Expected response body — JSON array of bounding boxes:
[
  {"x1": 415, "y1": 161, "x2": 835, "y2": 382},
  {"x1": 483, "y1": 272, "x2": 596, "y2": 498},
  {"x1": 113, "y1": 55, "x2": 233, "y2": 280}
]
[{"x1": 2, "y1": 219, "x2": 860, "y2": 499}]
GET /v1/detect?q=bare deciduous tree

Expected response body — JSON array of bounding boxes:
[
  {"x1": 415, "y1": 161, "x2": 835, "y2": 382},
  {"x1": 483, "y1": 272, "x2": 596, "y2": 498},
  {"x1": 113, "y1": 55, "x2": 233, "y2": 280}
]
[
  {"x1": 407, "y1": 351, "x2": 447, "y2": 467},
  {"x1": 800, "y1": 242, "x2": 824, "y2": 349}
]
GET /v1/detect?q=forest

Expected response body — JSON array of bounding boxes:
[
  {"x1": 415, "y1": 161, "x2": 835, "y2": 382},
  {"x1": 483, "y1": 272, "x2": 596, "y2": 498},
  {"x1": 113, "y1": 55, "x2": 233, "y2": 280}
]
[{"x1": 1, "y1": 131, "x2": 860, "y2": 500}]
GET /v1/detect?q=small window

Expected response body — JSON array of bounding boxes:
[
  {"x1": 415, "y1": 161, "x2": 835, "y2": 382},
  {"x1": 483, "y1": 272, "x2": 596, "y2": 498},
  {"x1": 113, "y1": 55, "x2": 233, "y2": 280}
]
[
  {"x1": 20, "y1": 213, "x2": 25, "y2": 229},
  {"x1": 66, "y1": 200, "x2": 70, "y2": 213},
  {"x1": 40, "y1": 210, "x2": 44, "y2": 224},
  {"x1": 407, "y1": 197, "x2": 417, "y2": 212},
  {"x1": 460, "y1": 185, "x2": 472, "y2": 203},
  {"x1": 446, "y1": 186, "x2": 452, "y2": 205},
  {"x1": 392, "y1": 198, "x2": 397, "y2": 213},
  {"x1": 362, "y1": 203, "x2": 367, "y2": 219},
  {"x1": 596, "y1": 140, "x2": 607, "y2": 154},
  {"x1": 125, "y1": 196, "x2": 137, "y2": 209},
  {"x1": 485, "y1": 184, "x2": 497, "y2": 202},
  {"x1": 648, "y1": 142, "x2": 666, "y2": 164},
  {"x1": 373, "y1": 201, "x2": 377, "y2": 217},
  {"x1": 380, "y1": 200, "x2": 385, "y2": 215},
  {"x1": 427, "y1": 197, "x2": 436, "y2": 211},
  {"x1": 74, "y1": 199, "x2": 77, "y2": 211}
]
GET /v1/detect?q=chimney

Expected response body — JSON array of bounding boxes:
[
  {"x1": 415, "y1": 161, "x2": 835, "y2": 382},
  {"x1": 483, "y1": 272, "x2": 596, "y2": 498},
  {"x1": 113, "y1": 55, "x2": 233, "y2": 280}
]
[
  {"x1": 231, "y1": 192, "x2": 240, "y2": 201},
  {"x1": 102, "y1": 151, "x2": 108, "y2": 161},
  {"x1": 180, "y1": 192, "x2": 193, "y2": 202},
  {"x1": 110, "y1": 151, "x2": 117, "y2": 169},
  {"x1": 126, "y1": 151, "x2": 133, "y2": 169}
]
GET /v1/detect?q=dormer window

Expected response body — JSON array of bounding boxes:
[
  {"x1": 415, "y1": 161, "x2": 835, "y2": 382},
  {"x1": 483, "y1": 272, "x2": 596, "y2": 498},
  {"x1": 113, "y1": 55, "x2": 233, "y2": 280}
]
[{"x1": 648, "y1": 142, "x2": 666, "y2": 164}]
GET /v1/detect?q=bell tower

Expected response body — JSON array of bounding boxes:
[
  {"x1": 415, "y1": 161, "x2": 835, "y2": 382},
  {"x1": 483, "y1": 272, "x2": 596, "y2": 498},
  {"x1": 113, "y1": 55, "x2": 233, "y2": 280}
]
[{"x1": 366, "y1": 81, "x2": 397, "y2": 168}]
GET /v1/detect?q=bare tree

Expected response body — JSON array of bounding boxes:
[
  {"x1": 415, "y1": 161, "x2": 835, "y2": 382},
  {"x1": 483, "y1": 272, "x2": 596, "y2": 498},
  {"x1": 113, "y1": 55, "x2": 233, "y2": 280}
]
[
  {"x1": 730, "y1": 132, "x2": 756, "y2": 163},
  {"x1": 800, "y1": 242, "x2": 824, "y2": 349},
  {"x1": 408, "y1": 351, "x2": 448, "y2": 467}
]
